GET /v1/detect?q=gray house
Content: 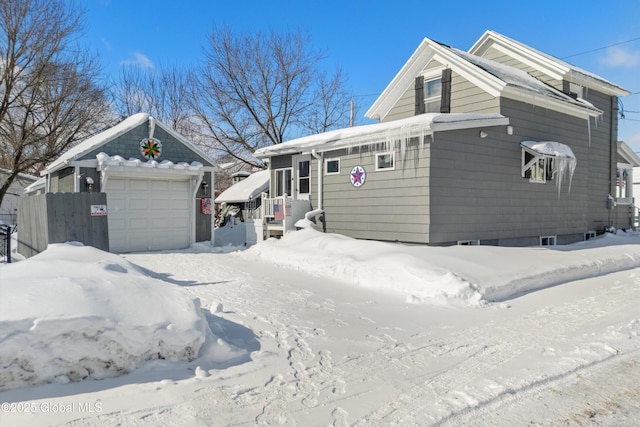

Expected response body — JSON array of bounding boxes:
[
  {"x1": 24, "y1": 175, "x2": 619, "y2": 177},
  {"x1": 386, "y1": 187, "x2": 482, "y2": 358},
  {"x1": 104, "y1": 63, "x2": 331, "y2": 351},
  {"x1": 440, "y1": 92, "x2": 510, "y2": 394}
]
[
  {"x1": 254, "y1": 31, "x2": 632, "y2": 246},
  {"x1": 39, "y1": 113, "x2": 218, "y2": 252}
]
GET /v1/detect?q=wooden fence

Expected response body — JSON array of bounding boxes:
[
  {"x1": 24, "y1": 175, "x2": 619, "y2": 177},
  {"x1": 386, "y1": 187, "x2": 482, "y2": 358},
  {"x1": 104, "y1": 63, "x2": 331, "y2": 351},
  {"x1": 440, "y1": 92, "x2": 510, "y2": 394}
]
[{"x1": 17, "y1": 193, "x2": 109, "y2": 258}]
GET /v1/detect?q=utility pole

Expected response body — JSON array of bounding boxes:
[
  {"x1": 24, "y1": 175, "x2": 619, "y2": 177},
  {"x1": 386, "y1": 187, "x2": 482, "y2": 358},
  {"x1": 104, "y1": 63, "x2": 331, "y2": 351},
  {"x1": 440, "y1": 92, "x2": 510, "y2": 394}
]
[{"x1": 350, "y1": 98, "x2": 355, "y2": 127}]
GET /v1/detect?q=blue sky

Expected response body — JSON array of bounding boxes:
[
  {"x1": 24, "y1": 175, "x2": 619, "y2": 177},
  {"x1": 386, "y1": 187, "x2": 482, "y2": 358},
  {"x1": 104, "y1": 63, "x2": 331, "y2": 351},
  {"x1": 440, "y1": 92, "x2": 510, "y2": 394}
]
[{"x1": 83, "y1": 0, "x2": 640, "y2": 150}]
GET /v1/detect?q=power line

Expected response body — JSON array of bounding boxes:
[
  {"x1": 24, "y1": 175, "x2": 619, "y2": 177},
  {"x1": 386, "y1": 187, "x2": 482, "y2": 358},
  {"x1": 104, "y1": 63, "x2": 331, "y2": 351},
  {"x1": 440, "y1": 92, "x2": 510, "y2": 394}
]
[{"x1": 561, "y1": 36, "x2": 640, "y2": 59}]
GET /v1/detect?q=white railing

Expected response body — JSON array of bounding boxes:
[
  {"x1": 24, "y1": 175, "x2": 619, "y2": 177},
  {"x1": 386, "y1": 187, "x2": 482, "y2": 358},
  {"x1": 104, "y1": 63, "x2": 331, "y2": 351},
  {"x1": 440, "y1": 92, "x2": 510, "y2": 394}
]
[{"x1": 261, "y1": 193, "x2": 312, "y2": 238}]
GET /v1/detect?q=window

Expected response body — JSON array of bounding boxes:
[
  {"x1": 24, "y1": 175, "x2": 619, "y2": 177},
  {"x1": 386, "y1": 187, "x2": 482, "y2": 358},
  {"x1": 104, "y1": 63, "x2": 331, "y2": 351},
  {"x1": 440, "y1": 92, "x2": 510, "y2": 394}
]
[
  {"x1": 539, "y1": 235, "x2": 557, "y2": 246},
  {"x1": 325, "y1": 158, "x2": 340, "y2": 175},
  {"x1": 274, "y1": 168, "x2": 292, "y2": 197},
  {"x1": 423, "y1": 77, "x2": 442, "y2": 113},
  {"x1": 457, "y1": 240, "x2": 480, "y2": 246},
  {"x1": 376, "y1": 152, "x2": 395, "y2": 171},
  {"x1": 584, "y1": 231, "x2": 596, "y2": 241},
  {"x1": 297, "y1": 159, "x2": 310, "y2": 196},
  {"x1": 569, "y1": 82, "x2": 584, "y2": 100},
  {"x1": 522, "y1": 149, "x2": 553, "y2": 183}
]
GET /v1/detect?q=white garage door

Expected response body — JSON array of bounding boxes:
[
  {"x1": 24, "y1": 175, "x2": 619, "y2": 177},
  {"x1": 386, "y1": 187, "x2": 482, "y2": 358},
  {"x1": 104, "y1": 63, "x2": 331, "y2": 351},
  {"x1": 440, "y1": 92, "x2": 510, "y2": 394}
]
[{"x1": 107, "y1": 177, "x2": 192, "y2": 252}]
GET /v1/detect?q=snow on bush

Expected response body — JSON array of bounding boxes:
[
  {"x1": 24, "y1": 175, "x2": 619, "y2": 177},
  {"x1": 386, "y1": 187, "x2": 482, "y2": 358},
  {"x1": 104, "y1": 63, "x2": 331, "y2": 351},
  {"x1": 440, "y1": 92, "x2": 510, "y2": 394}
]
[{"x1": 0, "y1": 243, "x2": 209, "y2": 391}]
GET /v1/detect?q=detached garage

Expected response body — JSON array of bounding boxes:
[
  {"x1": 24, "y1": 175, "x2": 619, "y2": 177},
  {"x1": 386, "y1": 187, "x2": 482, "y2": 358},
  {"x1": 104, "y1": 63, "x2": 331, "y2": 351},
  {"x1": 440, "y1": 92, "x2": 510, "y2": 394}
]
[{"x1": 38, "y1": 114, "x2": 218, "y2": 253}]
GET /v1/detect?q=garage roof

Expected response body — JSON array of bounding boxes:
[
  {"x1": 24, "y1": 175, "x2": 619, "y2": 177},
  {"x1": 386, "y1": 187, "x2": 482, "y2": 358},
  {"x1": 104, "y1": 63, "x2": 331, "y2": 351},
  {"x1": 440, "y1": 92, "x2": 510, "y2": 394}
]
[{"x1": 43, "y1": 114, "x2": 218, "y2": 175}]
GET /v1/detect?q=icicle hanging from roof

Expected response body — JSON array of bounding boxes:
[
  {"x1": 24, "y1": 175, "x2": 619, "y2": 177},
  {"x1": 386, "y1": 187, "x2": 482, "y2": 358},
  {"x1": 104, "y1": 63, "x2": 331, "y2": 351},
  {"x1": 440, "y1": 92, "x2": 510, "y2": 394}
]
[
  {"x1": 148, "y1": 116, "x2": 155, "y2": 139},
  {"x1": 521, "y1": 141, "x2": 577, "y2": 195}
]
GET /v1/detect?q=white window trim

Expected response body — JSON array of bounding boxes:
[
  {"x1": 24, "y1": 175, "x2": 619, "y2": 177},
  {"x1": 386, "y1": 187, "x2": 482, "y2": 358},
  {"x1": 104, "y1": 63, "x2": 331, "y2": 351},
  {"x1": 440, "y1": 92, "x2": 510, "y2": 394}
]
[
  {"x1": 273, "y1": 167, "x2": 292, "y2": 197},
  {"x1": 539, "y1": 235, "x2": 557, "y2": 246},
  {"x1": 325, "y1": 158, "x2": 340, "y2": 175},
  {"x1": 375, "y1": 152, "x2": 395, "y2": 171},
  {"x1": 421, "y1": 68, "x2": 443, "y2": 114},
  {"x1": 584, "y1": 230, "x2": 596, "y2": 241}
]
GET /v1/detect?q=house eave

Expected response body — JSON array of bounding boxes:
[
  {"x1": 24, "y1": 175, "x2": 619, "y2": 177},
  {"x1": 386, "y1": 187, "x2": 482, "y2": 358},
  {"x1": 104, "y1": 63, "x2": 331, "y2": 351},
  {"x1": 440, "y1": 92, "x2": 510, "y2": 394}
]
[
  {"x1": 502, "y1": 86, "x2": 603, "y2": 119},
  {"x1": 470, "y1": 30, "x2": 630, "y2": 97}
]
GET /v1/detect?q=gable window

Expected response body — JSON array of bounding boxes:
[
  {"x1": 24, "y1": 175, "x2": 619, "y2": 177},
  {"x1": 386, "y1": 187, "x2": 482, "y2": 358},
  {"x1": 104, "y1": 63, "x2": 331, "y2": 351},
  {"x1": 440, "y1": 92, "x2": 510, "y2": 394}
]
[
  {"x1": 424, "y1": 77, "x2": 442, "y2": 113},
  {"x1": 325, "y1": 158, "x2": 340, "y2": 175},
  {"x1": 376, "y1": 152, "x2": 395, "y2": 171},
  {"x1": 274, "y1": 168, "x2": 292, "y2": 197}
]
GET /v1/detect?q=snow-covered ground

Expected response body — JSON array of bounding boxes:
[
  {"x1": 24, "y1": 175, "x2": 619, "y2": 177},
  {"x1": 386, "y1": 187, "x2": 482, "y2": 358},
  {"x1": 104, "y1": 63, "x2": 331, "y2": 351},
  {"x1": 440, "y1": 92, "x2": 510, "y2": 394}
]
[{"x1": 1, "y1": 228, "x2": 639, "y2": 426}]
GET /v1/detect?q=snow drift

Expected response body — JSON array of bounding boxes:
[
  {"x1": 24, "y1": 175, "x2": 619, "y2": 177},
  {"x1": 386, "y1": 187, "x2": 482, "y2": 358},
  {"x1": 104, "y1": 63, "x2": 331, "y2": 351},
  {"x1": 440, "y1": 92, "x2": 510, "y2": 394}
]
[
  {"x1": 242, "y1": 228, "x2": 640, "y2": 305},
  {"x1": 0, "y1": 243, "x2": 210, "y2": 391}
]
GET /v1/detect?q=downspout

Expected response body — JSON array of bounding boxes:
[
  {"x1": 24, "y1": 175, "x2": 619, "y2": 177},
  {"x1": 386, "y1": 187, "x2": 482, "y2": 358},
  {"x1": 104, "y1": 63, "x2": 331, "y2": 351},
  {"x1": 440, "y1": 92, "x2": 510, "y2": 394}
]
[
  {"x1": 608, "y1": 96, "x2": 618, "y2": 228},
  {"x1": 305, "y1": 149, "x2": 324, "y2": 229}
]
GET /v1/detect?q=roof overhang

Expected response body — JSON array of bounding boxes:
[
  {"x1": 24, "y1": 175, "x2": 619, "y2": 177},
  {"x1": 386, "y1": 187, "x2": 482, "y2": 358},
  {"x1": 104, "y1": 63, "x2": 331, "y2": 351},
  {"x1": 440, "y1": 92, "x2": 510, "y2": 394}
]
[
  {"x1": 470, "y1": 30, "x2": 630, "y2": 97},
  {"x1": 365, "y1": 36, "x2": 605, "y2": 124},
  {"x1": 618, "y1": 141, "x2": 640, "y2": 167},
  {"x1": 255, "y1": 113, "x2": 510, "y2": 158}
]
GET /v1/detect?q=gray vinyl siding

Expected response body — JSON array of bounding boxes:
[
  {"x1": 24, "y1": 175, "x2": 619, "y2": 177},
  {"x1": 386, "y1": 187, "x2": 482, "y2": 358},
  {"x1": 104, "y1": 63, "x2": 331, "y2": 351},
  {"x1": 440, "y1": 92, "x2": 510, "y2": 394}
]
[
  {"x1": 613, "y1": 204, "x2": 634, "y2": 229},
  {"x1": 79, "y1": 122, "x2": 215, "y2": 166},
  {"x1": 450, "y1": 71, "x2": 499, "y2": 113},
  {"x1": 382, "y1": 87, "x2": 414, "y2": 122},
  {"x1": 383, "y1": 66, "x2": 499, "y2": 122},
  {"x1": 429, "y1": 116, "x2": 589, "y2": 244},
  {"x1": 317, "y1": 144, "x2": 431, "y2": 243}
]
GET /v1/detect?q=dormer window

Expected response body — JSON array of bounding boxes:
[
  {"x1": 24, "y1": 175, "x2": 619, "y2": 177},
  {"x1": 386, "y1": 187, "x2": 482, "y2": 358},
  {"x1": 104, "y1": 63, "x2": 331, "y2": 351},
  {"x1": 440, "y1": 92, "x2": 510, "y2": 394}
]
[{"x1": 568, "y1": 82, "x2": 583, "y2": 100}]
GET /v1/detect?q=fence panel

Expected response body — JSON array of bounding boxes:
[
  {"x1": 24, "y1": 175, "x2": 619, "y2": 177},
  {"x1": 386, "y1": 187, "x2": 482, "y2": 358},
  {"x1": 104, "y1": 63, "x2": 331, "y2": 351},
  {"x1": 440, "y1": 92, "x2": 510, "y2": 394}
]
[{"x1": 17, "y1": 193, "x2": 109, "y2": 258}]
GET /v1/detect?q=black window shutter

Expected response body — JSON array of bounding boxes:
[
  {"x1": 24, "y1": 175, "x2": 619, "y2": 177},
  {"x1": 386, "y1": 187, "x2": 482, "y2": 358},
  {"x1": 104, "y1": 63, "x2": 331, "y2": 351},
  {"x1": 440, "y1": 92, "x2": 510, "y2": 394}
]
[
  {"x1": 440, "y1": 68, "x2": 452, "y2": 113},
  {"x1": 415, "y1": 76, "x2": 425, "y2": 115}
]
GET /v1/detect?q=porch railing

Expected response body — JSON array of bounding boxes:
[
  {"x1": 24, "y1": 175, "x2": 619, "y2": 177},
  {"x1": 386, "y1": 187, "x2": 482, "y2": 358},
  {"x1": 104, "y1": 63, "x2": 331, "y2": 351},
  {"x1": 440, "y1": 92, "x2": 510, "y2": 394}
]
[{"x1": 261, "y1": 193, "x2": 311, "y2": 237}]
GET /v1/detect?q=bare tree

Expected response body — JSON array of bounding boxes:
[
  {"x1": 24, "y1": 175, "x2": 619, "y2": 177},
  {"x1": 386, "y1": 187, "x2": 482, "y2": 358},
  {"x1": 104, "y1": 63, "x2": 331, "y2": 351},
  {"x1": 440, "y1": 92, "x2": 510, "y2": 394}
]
[
  {"x1": 113, "y1": 64, "x2": 195, "y2": 136},
  {"x1": 0, "y1": 0, "x2": 111, "y2": 206},
  {"x1": 190, "y1": 26, "x2": 353, "y2": 168}
]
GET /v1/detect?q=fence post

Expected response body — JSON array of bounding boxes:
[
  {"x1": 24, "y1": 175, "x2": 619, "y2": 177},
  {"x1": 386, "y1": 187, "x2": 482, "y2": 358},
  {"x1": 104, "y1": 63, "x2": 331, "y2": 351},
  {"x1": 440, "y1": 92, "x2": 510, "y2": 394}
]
[{"x1": 0, "y1": 225, "x2": 10, "y2": 263}]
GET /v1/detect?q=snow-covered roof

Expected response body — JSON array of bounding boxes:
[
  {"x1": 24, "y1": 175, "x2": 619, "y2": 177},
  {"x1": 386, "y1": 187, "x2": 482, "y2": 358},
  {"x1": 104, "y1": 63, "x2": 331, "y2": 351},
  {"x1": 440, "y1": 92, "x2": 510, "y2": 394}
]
[
  {"x1": 23, "y1": 176, "x2": 46, "y2": 193},
  {"x1": 215, "y1": 170, "x2": 270, "y2": 204},
  {"x1": 43, "y1": 113, "x2": 217, "y2": 175},
  {"x1": 449, "y1": 48, "x2": 600, "y2": 113},
  {"x1": 470, "y1": 30, "x2": 630, "y2": 97},
  {"x1": 0, "y1": 168, "x2": 39, "y2": 182},
  {"x1": 255, "y1": 113, "x2": 509, "y2": 158},
  {"x1": 521, "y1": 141, "x2": 576, "y2": 159},
  {"x1": 366, "y1": 35, "x2": 607, "y2": 122}
]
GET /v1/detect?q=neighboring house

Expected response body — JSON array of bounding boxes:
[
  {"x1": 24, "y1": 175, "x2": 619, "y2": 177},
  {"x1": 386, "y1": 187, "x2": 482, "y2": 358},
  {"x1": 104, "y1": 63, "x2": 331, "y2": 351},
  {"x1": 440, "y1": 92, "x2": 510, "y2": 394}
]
[
  {"x1": 617, "y1": 141, "x2": 640, "y2": 227},
  {"x1": 39, "y1": 113, "x2": 218, "y2": 252},
  {"x1": 214, "y1": 169, "x2": 270, "y2": 246},
  {"x1": 254, "y1": 30, "x2": 631, "y2": 246},
  {"x1": 0, "y1": 169, "x2": 38, "y2": 225},
  {"x1": 215, "y1": 169, "x2": 269, "y2": 221}
]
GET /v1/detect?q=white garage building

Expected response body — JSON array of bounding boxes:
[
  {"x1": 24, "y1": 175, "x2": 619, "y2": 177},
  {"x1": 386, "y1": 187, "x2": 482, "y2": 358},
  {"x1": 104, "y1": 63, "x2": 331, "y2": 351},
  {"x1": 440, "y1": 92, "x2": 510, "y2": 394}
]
[{"x1": 41, "y1": 114, "x2": 218, "y2": 253}]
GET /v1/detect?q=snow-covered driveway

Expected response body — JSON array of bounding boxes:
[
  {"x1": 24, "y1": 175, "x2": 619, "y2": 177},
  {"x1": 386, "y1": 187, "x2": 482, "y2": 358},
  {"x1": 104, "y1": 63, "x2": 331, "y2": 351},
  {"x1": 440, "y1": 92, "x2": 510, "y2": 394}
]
[
  {"x1": 120, "y1": 249, "x2": 640, "y2": 426},
  {"x1": 1, "y1": 231, "x2": 639, "y2": 426}
]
